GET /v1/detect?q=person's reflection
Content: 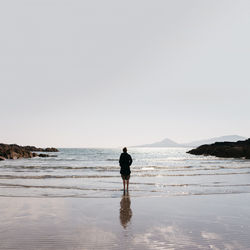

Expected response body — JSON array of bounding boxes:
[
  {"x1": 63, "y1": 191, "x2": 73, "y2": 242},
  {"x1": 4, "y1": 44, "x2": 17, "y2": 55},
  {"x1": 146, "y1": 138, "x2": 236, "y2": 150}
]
[{"x1": 119, "y1": 194, "x2": 132, "y2": 229}]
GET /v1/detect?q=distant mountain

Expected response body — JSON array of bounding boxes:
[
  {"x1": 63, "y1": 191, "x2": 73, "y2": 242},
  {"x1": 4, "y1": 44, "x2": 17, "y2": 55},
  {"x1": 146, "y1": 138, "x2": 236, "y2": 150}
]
[
  {"x1": 135, "y1": 138, "x2": 180, "y2": 147},
  {"x1": 134, "y1": 135, "x2": 247, "y2": 148}
]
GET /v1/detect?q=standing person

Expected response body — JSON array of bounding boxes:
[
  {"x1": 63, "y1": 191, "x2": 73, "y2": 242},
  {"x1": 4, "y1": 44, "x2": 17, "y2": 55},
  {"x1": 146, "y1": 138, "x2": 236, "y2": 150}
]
[{"x1": 119, "y1": 147, "x2": 133, "y2": 193}]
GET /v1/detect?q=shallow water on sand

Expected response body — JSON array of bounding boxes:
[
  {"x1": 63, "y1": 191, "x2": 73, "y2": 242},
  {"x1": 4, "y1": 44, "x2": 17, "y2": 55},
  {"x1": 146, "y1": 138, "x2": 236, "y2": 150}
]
[
  {"x1": 0, "y1": 147, "x2": 250, "y2": 198},
  {"x1": 0, "y1": 194, "x2": 250, "y2": 250}
]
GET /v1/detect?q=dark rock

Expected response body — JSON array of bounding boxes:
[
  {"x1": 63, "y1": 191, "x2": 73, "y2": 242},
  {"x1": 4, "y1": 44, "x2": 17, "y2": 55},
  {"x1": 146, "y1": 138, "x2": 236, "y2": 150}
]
[
  {"x1": 23, "y1": 146, "x2": 59, "y2": 152},
  {"x1": 44, "y1": 147, "x2": 58, "y2": 152},
  {"x1": 0, "y1": 143, "x2": 59, "y2": 160},
  {"x1": 187, "y1": 138, "x2": 250, "y2": 159},
  {"x1": 38, "y1": 154, "x2": 50, "y2": 157},
  {"x1": 23, "y1": 146, "x2": 42, "y2": 152},
  {"x1": 38, "y1": 154, "x2": 57, "y2": 158}
]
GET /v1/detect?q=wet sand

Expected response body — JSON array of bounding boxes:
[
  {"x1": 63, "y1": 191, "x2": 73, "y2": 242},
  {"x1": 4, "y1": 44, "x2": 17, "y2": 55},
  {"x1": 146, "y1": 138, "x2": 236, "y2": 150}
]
[{"x1": 0, "y1": 194, "x2": 250, "y2": 249}]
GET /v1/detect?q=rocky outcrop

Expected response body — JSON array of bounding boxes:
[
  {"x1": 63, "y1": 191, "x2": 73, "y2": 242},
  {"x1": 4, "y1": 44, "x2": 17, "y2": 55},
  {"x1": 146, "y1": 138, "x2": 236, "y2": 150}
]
[
  {"x1": 0, "y1": 143, "x2": 58, "y2": 161},
  {"x1": 187, "y1": 139, "x2": 250, "y2": 159},
  {"x1": 23, "y1": 146, "x2": 58, "y2": 152}
]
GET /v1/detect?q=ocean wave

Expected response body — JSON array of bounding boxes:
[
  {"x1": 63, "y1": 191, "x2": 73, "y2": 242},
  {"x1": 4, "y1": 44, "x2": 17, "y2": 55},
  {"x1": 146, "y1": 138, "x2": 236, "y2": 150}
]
[
  {"x1": 2, "y1": 165, "x2": 250, "y2": 172},
  {"x1": 136, "y1": 172, "x2": 250, "y2": 177},
  {"x1": 0, "y1": 174, "x2": 116, "y2": 179},
  {"x1": 0, "y1": 171, "x2": 250, "y2": 179}
]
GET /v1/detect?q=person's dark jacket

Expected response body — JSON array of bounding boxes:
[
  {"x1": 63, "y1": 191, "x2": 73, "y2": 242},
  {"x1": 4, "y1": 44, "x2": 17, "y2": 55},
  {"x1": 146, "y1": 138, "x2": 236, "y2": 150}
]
[{"x1": 119, "y1": 152, "x2": 132, "y2": 175}]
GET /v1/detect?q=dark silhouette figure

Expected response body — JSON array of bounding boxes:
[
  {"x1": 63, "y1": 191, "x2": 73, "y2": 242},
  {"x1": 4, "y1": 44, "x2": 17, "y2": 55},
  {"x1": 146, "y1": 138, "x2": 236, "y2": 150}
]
[
  {"x1": 119, "y1": 147, "x2": 132, "y2": 192},
  {"x1": 119, "y1": 194, "x2": 132, "y2": 229}
]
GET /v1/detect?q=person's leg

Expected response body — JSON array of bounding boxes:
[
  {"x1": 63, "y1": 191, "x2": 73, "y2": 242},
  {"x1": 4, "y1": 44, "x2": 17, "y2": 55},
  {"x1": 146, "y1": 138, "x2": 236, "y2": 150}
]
[
  {"x1": 126, "y1": 179, "x2": 129, "y2": 192},
  {"x1": 123, "y1": 179, "x2": 126, "y2": 191}
]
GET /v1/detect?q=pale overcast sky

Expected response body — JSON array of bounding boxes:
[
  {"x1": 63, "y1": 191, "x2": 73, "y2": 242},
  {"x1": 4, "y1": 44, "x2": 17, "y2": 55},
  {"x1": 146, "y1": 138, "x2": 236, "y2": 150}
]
[{"x1": 0, "y1": 0, "x2": 249, "y2": 147}]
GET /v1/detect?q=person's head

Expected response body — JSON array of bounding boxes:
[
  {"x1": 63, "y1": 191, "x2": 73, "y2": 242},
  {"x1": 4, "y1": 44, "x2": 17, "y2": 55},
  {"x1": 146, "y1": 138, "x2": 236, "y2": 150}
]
[{"x1": 123, "y1": 147, "x2": 127, "y2": 153}]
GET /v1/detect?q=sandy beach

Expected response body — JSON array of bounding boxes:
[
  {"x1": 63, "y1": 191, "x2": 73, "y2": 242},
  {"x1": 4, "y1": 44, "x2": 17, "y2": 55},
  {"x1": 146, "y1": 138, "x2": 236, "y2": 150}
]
[
  {"x1": 0, "y1": 193, "x2": 250, "y2": 250},
  {"x1": 1, "y1": 0, "x2": 250, "y2": 248}
]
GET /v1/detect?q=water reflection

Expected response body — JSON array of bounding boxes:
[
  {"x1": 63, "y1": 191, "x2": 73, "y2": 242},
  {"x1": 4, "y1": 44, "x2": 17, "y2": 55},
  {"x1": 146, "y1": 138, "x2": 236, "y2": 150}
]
[{"x1": 119, "y1": 194, "x2": 132, "y2": 229}]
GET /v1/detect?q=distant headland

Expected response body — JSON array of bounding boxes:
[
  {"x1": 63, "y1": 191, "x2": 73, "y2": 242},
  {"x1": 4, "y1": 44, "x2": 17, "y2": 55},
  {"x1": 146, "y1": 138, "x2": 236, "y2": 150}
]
[
  {"x1": 187, "y1": 138, "x2": 250, "y2": 159},
  {"x1": 0, "y1": 143, "x2": 58, "y2": 161}
]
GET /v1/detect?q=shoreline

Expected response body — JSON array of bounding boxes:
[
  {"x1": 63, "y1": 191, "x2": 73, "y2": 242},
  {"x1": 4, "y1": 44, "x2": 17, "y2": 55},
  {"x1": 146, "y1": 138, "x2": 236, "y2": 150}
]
[
  {"x1": 0, "y1": 190, "x2": 250, "y2": 199},
  {"x1": 0, "y1": 193, "x2": 249, "y2": 249}
]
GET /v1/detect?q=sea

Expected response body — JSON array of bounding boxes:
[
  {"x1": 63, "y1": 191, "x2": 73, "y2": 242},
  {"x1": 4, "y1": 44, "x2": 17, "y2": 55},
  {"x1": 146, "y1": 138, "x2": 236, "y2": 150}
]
[{"x1": 0, "y1": 147, "x2": 250, "y2": 198}]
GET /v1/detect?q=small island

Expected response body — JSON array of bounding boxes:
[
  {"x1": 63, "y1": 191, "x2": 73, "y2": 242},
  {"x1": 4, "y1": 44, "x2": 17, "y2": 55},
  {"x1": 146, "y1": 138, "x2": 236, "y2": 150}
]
[
  {"x1": 187, "y1": 138, "x2": 250, "y2": 159},
  {"x1": 0, "y1": 143, "x2": 58, "y2": 161}
]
